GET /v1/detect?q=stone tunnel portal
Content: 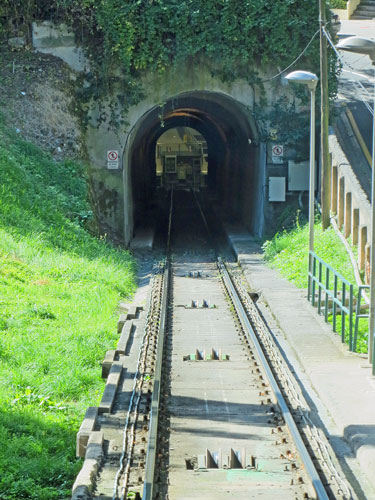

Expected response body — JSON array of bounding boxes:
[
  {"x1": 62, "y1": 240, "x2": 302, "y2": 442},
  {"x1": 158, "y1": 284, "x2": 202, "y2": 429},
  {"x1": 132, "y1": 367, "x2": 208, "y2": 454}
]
[{"x1": 124, "y1": 91, "x2": 265, "y2": 245}]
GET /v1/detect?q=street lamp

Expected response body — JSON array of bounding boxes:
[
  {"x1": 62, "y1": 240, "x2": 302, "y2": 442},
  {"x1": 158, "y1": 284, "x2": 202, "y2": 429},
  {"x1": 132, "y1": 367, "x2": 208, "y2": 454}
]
[
  {"x1": 336, "y1": 36, "x2": 375, "y2": 371},
  {"x1": 285, "y1": 70, "x2": 318, "y2": 297}
]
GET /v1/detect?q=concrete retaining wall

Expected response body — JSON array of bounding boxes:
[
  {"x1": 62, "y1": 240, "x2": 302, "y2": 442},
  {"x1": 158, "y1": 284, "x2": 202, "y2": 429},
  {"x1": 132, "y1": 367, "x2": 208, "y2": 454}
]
[
  {"x1": 329, "y1": 127, "x2": 371, "y2": 281},
  {"x1": 32, "y1": 21, "x2": 88, "y2": 72}
]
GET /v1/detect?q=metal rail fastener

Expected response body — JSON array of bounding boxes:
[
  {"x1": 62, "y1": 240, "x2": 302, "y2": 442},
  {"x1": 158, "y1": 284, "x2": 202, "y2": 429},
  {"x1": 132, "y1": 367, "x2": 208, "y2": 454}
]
[
  {"x1": 143, "y1": 188, "x2": 174, "y2": 500},
  {"x1": 218, "y1": 257, "x2": 330, "y2": 500}
]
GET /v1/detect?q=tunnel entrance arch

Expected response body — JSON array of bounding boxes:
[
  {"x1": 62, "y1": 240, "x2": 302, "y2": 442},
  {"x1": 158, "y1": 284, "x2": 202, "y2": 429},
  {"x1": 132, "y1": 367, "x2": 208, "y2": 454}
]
[{"x1": 123, "y1": 90, "x2": 265, "y2": 245}]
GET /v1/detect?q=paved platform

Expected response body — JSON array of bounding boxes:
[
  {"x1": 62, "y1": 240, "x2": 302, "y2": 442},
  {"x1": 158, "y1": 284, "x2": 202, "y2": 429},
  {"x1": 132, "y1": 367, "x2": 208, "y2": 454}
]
[
  {"x1": 129, "y1": 226, "x2": 155, "y2": 256},
  {"x1": 225, "y1": 226, "x2": 375, "y2": 500}
]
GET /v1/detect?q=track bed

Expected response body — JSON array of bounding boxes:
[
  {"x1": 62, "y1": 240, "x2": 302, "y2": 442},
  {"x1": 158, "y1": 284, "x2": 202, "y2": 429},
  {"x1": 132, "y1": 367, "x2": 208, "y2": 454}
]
[
  {"x1": 73, "y1": 193, "x2": 352, "y2": 500},
  {"x1": 157, "y1": 256, "x2": 311, "y2": 499}
]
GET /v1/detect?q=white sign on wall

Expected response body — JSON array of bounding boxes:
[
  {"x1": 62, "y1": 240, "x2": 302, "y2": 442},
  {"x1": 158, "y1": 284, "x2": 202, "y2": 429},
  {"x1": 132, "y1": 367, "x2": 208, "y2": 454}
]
[
  {"x1": 271, "y1": 144, "x2": 284, "y2": 164},
  {"x1": 107, "y1": 150, "x2": 119, "y2": 169}
]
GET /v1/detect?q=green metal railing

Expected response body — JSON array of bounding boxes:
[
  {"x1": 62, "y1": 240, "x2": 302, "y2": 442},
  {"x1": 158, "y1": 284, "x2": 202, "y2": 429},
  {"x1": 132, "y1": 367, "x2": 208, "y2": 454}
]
[
  {"x1": 308, "y1": 251, "x2": 358, "y2": 351},
  {"x1": 353, "y1": 284, "x2": 370, "y2": 352}
]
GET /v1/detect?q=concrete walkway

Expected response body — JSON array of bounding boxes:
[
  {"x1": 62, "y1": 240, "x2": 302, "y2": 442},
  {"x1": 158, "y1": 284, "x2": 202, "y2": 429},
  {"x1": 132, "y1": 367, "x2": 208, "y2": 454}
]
[{"x1": 226, "y1": 227, "x2": 375, "y2": 500}]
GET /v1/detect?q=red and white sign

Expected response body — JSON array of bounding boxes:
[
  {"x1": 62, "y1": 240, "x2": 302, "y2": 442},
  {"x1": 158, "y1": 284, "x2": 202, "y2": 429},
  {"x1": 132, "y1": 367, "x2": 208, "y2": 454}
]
[
  {"x1": 272, "y1": 145, "x2": 284, "y2": 157},
  {"x1": 107, "y1": 150, "x2": 119, "y2": 169},
  {"x1": 271, "y1": 144, "x2": 284, "y2": 164}
]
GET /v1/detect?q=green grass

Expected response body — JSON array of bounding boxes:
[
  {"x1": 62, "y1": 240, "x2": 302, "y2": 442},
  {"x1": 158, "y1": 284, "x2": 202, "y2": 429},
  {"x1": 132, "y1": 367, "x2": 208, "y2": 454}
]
[
  {"x1": 263, "y1": 215, "x2": 356, "y2": 287},
  {"x1": 329, "y1": 0, "x2": 347, "y2": 9},
  {"x1": 263, "y1": 214, "x2": 368, "y2": 353},
  {"x1": 0, "y1": 118, "x2": 136, "y2": 498}
]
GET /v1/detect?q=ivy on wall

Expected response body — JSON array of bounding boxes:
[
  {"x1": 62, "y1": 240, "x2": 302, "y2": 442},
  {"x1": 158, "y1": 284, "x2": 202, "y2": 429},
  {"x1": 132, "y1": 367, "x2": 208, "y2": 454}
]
[
  {"x1": 0, "y1": 0, "x2": 337, "y2": 139},
  {"x1": 93, "y1": 1, "x2": 319, "y2": 77}
]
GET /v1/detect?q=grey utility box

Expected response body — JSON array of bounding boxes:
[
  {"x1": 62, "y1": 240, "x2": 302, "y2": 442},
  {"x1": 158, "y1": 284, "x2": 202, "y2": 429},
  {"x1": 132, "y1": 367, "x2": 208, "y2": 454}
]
[
  {"x1": 269, "y1": 177, "x2": 286, "y2": 202},
  {"x1": 288, "y1": 160, "x2": 317, "y2": 191}
]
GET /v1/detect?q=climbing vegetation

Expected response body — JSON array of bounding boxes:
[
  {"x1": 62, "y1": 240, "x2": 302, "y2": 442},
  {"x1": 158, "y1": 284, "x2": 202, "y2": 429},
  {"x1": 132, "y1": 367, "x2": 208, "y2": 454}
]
[{"x1": 0, "y1": 1, "x2": 335, "y2": 120}]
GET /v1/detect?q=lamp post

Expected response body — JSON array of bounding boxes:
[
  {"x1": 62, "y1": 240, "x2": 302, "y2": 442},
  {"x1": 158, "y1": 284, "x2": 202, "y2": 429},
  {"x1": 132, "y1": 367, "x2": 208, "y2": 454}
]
[
  {"x1": 285, "y1": 71, "x2": 319, "y2": 295},
  {"x1": 336, "y1": 36, "x2": 375, "y2": 371}
]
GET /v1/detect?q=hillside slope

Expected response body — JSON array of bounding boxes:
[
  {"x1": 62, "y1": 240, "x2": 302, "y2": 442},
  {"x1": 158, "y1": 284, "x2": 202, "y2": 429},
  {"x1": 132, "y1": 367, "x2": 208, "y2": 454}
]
[{"x1": 0, "y1": 117, "x2": 136, "y2": 499}]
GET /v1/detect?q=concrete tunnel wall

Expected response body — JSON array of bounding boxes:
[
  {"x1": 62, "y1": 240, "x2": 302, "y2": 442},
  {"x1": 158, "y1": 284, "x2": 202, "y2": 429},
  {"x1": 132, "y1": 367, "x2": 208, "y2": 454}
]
[
  {"x1": 123, "y1": 91, "x2": 264, "y2": 246},
  {"x1": 84, "y1": 62, "x2": 278, "y2": 247},
  {"x1": 30, "y1": 21, "x2": 310, "y2": 248}
]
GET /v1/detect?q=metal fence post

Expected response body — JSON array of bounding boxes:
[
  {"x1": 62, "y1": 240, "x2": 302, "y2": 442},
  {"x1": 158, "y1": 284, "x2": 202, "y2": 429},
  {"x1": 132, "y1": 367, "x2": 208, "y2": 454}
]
[
  {"x1": 312, "y1": 255, "x2": 317, "y2": 307},
  {"x1": 325, "y1": 267, "x2": 330, "y2": 322},
  {"x1": 308, "y1": 250, "x2": 312, "y2": 302},
  {"x1": 333, "y1": 275, "x2": 338, "y2": 332},
  {"x1": 354, "y1": 287, "x2": 362, "y2": 352},
  {"x1": 318, "y1": 261, "x2": 322, "y2": 314},
  {"x1": 342, "y1": 282, "x2": 346, "y2": 343},
  {"x1": 349, "y1": 284, "x2": 353, "y2": 350}
]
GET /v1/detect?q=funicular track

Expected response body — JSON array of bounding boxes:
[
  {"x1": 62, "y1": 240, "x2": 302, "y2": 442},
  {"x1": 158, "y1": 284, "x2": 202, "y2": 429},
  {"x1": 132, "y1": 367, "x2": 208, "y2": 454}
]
[{"x1": 81, "y1": 190, "x2": 354, "y2": 500}]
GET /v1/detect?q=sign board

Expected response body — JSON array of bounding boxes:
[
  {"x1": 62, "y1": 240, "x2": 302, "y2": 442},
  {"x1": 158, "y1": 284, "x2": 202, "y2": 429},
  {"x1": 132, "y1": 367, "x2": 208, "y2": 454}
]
[
  {"x1": 271, "y1": 144, "x2": 284, "y2": 164},
  {"x1": 107, "y1": 150, "x2": 119, "y2": 169},
  {"x1": 272, "y1": 156, "x2": 284, "y2": 164}
]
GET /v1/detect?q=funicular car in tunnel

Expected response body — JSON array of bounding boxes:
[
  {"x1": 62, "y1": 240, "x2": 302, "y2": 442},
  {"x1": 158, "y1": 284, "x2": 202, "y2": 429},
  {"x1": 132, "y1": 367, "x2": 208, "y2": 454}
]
[{"x1": 155, "y1": 127, "x2": 208, "y2": 191}]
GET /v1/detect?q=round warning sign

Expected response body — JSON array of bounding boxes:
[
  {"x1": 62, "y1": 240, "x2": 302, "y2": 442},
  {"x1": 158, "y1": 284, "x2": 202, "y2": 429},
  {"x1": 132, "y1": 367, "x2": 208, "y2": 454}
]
[
  {"x1": 272, "y1": 145, "x2": 284, "y2": 157},
  {"x1": 107, "y1": 150, "x2": 119, "y2": 169},
  {"x1": 107, "y1": 150, "x2": 119, "y2": 161}
]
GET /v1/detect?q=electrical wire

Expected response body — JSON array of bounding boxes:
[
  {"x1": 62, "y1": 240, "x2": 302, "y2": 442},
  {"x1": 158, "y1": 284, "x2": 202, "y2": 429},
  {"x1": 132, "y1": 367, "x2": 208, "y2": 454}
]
[
  {"x1": 323, "y1": 27, "x2": 375, "y2": 117},
  {"x1": 260, "y1": 29, "x2": 320, "y2": 83},
  {"x1": 323, "y1": 26, "x2": 374, "y2": 82}
]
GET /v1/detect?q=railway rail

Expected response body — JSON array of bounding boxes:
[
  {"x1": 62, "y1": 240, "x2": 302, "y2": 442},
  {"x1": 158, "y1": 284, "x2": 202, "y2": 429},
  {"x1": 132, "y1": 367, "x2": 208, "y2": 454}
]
[{"x1": 77, "y1": 191, "x2": 354, "y2": 500}]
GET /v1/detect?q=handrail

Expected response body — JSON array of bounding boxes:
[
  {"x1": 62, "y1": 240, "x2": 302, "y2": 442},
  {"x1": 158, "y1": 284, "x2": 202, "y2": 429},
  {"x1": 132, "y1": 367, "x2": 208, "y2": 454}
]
[
  {"x1": 308, "y1": 251, "x2": 355, "y2": 349},
  {"x1": 308, "y1": 251, "x2": 374, "y2": 372}
]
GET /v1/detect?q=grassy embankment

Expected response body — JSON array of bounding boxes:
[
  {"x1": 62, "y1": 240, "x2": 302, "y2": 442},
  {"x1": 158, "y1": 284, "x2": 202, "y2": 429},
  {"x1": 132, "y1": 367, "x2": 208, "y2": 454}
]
[
  {"x1": 0, "y1": 118, "x2": 136, "y2": 499},
  {"x1": 263, "y1": 214, "x2": 368, "y2": 352}
]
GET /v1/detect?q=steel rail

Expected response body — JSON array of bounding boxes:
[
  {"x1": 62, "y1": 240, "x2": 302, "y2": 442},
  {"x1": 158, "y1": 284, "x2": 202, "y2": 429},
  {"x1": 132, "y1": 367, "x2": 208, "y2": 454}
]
[
  {"x1": 232, "y1": 273, "x2": 353, "y2": 499},
  {"x1": 111, "y1": 270, "x2": 163, "y2": 500},
  {"x1": 217, "y1": 257, "x2": 330, "y2": 500},
  {"x1": 143, "y1": 188, "x2": 173, "y2": 500}
]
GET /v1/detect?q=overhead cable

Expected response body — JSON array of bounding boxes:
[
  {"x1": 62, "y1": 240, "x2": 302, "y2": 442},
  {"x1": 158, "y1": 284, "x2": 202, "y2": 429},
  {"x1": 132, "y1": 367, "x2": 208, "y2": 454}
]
[
  {"x1": 260, "y1": 29, "x2": 320, "y2": 83},
  {"x1": 323, "y1": 26, "x2": 374, "y2": 82},
  {"x1": 323, "y1": 27, "x2": 374, "y2": 116}
]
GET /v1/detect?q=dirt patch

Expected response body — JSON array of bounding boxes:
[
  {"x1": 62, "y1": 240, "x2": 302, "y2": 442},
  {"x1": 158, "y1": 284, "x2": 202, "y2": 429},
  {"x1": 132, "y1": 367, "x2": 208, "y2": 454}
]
[{"x1": 0, "y1": 44, "x2": 82, "y2": 159}]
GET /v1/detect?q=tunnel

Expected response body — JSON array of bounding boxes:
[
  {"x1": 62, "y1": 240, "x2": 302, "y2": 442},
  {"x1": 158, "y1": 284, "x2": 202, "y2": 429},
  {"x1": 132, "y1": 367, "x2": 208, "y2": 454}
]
[{"x1": 123, "y1": 90, "x2": 265, "y2": 245}]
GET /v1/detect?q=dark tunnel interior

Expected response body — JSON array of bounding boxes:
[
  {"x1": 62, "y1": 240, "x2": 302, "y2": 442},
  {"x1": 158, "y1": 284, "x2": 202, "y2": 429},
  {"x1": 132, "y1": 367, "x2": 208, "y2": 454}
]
[{"x1": 128, "y1": 91, "x2": 263, "y2": 238}]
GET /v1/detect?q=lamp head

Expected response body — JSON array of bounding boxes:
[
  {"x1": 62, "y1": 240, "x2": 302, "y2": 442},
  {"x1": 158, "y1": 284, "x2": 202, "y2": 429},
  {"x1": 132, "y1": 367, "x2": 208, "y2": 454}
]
[
  {"x1": 285, "y1": 70, "x2": 319, "y2": 91},
  {"x1": 336, "y1": 36, "x2": 375, "y2": 63}
]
